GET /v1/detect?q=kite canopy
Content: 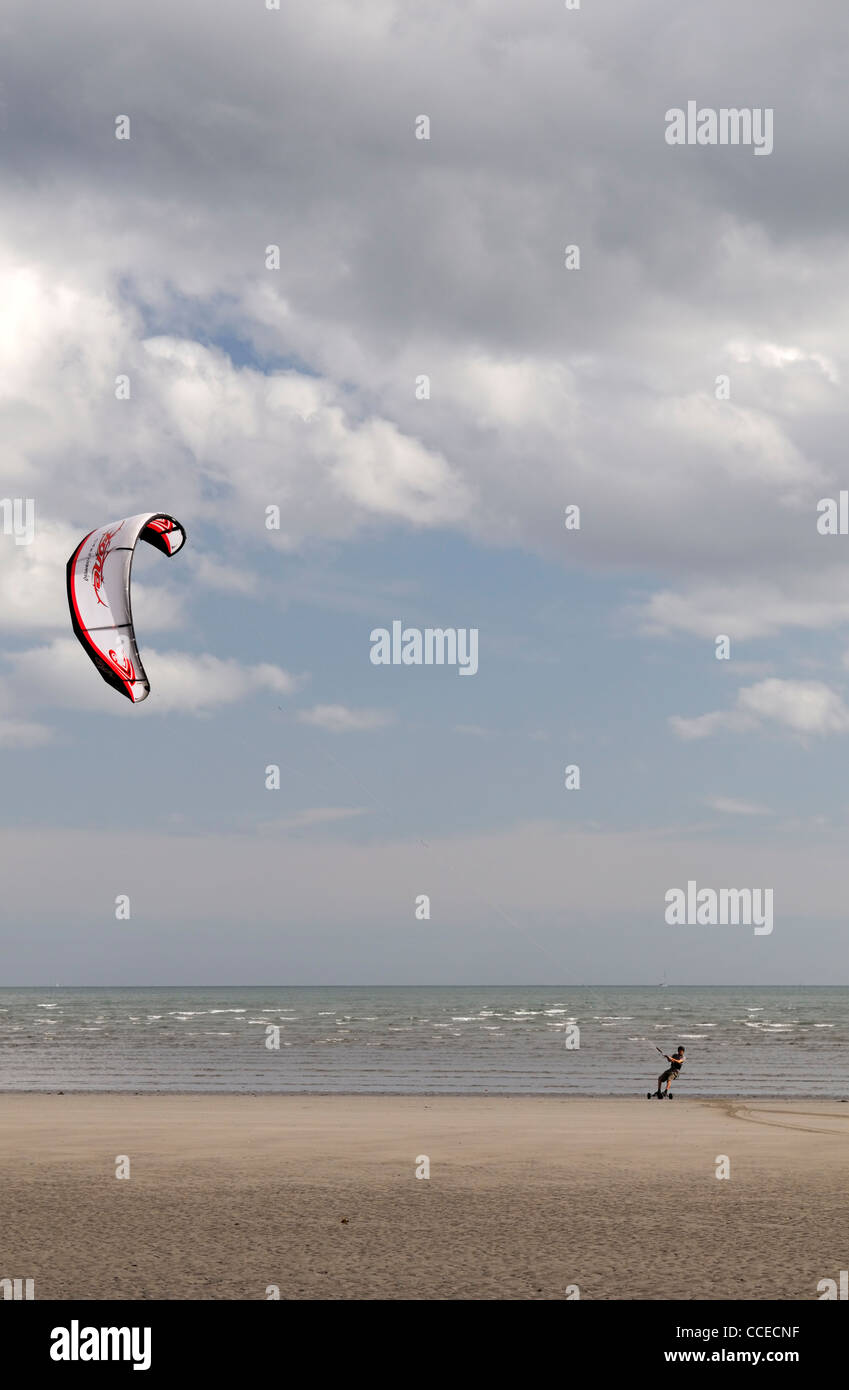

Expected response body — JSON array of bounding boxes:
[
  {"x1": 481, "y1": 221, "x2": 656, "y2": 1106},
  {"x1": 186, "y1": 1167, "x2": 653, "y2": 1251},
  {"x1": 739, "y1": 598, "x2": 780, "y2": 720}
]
[{"x1": 66, "y1": 512, "x2": 187, "y2": 702}]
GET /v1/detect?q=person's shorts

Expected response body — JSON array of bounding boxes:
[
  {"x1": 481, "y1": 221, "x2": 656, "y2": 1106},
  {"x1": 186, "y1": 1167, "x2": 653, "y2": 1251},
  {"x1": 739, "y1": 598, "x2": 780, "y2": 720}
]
[{"x1": 660, "y1": 1067, "x2": 681, "y2": 1084}]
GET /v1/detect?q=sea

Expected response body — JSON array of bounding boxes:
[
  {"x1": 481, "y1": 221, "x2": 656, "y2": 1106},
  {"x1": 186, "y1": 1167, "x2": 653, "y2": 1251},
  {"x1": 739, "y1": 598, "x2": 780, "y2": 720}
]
[{"x1": 0, "y1": 985, "x2": 845, "y2": 1095}]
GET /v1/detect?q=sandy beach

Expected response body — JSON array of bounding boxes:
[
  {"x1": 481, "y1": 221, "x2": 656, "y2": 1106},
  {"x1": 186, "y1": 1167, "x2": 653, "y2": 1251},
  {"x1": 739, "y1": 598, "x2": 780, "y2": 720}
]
[{"x1": 0, "y1": 1094, "x2": 846, "y2": 1300}]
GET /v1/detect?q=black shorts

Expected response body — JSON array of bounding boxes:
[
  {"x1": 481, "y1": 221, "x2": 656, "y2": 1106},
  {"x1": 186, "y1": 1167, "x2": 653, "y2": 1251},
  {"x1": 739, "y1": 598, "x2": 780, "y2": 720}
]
[{"x1": 660, "y1": 1067, "x2": 681, "y2": 1084}]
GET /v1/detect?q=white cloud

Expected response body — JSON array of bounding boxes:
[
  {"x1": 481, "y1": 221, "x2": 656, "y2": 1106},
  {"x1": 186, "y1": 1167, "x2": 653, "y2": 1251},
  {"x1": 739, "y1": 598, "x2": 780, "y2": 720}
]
[
  {"x1": 258, "y1": 807, "x2": 367, "y2": 832},
  {"x1": 672, "y1": 679, "x2": 849, "y2": 741},
  {"x1": 726, "y1": 339, "x2": 839, "y2": 386},
  {"x1": 0, "y1": 253, "x2": 473, "y2": 564},
  {"x1": 0, "y1": 718, "x2": 54, "y2": 749},
  {"x1": 670, "y1": 709, "x2": 757, "y2": 741},
  {"x1": 0, "y1": 521, "x2": 85, "y2": 632},
  {"x1": 141, "y1": 652, "x2": 297, "y2": 713},
  {"x1": 296, "y1": 703, "x2": 395, "y2": 732},
  {"x1": 706, "y1": 797, "x2": 772, "y2": 816},
  {"x1": 0, "y1": 516, "x2": 187, "y2": 635},
  {"x1": 738, "y1": 679, "x2": 849, "y2": 734},
  {"x1": 2, "y1": 638, "x2": 297, "y2": 715},
  {"x1": 187, "y1": 552, "x2": 259, "y2": 597},
  {"x1": 1, "y1": 0, "x2": 848, "y2": 631},
  {"x1": 639, "y1": 576, "x2": 849, "y2": 641}
]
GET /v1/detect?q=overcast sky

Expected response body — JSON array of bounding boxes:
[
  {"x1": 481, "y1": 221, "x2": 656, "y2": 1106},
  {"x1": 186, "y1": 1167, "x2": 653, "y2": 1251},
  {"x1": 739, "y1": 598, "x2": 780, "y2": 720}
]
[{"x1": 2, "y1": 1, "x2": 849, "y2": 983}]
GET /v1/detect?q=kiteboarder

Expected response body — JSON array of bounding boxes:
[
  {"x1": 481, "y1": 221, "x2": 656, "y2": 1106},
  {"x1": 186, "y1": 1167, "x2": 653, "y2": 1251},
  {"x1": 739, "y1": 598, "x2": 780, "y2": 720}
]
[{"x1": 648, "y1": 1045, "x2": 685, "y2": 1099}]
